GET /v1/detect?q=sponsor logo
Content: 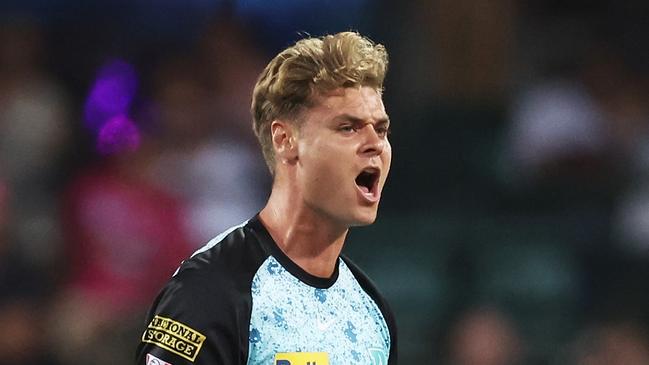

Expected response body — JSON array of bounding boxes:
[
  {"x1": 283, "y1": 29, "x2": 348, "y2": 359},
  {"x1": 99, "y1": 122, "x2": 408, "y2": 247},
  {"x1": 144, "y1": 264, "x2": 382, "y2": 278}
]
[
  {"x1": 141, "y1": 315, "x2": 206, "y2": 362},
  {"x1": 146, "y1": 353, "x2": 172, "y2": 365},
  {"x1": 274, "y1": 352, "x2": 329, "y2": 365},
  {"x1": 316, "y1": 318, "x2": 335, "y2": 331},
  {"x1": 368, "y1": 348, "x2": 388, "y2": 365}
]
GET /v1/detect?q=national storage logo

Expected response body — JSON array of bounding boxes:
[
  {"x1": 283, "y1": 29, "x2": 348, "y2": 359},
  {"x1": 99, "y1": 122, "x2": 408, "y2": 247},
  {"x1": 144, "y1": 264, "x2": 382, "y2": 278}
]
[{"x1": 142, "y1": 315, "x2": 206, "y2": 362}]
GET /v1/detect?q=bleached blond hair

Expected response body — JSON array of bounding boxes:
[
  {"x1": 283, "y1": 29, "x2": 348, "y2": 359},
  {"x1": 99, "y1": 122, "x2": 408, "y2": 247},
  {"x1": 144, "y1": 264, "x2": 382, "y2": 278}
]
[{"x1": 251, "y1": 31, "x2": 388, "y2": 175}]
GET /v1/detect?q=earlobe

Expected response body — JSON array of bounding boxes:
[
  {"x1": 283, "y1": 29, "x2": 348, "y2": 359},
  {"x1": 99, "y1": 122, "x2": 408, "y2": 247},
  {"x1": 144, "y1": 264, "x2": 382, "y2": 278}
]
[{"x1": 271, "y1": 120, "x2": 298, "y2": 165}]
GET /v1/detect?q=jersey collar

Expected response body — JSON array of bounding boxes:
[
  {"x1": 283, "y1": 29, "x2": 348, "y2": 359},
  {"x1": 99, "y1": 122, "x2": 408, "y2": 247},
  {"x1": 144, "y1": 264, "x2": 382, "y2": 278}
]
[{"x1": 248, "y1": 215, "x2": 341, "y2": 289}]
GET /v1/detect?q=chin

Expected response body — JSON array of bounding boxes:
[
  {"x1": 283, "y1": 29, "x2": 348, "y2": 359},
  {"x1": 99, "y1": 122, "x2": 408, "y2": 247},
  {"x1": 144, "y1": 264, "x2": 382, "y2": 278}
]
[{"x1": 348, "y1": 209, "x2": 378, "y2": 227}]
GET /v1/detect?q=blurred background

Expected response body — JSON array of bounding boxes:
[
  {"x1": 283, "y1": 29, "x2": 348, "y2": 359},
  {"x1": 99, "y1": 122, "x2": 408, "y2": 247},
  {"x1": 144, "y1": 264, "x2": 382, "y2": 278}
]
[{"x1": 2, "y1": 0, "x2": 649, "y2": 364}]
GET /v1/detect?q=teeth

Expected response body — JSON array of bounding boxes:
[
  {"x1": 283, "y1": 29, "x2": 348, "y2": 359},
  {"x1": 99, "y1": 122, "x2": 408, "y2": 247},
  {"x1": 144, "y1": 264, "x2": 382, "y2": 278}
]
[{"x1": 356, "y1": 167, "x2": 379, "y2": 195}]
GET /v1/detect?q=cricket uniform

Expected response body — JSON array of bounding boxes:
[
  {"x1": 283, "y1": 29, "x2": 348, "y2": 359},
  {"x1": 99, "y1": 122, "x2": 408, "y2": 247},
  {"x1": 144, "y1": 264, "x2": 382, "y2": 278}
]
[{"x1": 136, "y1": 215, "x2": 397, "y2": 365}]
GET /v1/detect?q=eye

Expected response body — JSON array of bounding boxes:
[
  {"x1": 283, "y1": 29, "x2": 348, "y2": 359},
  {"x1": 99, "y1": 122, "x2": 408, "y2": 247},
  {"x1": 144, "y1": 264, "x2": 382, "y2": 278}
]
[
  {"x1": 376, "y1": 125, "x2": 391, "y2": 137},
  {"x1": 338, "y1": 124, "x2": 356, "y2": 133}
]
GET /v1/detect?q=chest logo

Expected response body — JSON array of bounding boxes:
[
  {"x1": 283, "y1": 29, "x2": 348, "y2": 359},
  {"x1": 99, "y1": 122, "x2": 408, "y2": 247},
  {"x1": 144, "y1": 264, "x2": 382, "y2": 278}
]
[
  {"x1": 141, "y1": 315, "x2": 206, "y2": 362},
  {"x1": 274, "y1": 352, "x2": 329, "y2": 365}
]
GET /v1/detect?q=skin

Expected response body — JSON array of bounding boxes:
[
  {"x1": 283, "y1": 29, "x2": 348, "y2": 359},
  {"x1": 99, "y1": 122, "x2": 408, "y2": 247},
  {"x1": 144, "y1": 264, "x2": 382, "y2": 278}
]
[{"x1": 259, "y1": 86, "x2": 392, "y2": 278}]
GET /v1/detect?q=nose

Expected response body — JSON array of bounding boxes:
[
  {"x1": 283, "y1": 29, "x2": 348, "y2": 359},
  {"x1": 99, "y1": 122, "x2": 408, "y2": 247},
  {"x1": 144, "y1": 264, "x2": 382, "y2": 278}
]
[{"x1": 358, "y1": 124, "x2": 385, "y2": 157}]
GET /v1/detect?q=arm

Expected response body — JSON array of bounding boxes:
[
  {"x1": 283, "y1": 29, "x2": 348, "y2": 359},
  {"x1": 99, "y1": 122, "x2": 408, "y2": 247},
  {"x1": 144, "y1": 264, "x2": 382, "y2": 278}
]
[{"x1": 136, "y1": 270, "x2": 250, "y2": 365}]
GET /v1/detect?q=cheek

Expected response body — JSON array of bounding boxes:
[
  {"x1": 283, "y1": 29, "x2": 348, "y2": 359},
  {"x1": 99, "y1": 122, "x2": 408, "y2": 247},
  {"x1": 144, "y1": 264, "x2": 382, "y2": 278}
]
[
  {"x1": 300, "y1": 138, "x2": 343, "y2": 174},
  {"x1": 309, "y1": 155, "x2": 343, "y2": 184},
  {"x1": 299, "y1": 147, "x2": 337, "y2": 184},
  {"x1": 296, "y1": 135, "x2": 354, "y2": 193},
  {"x1": 303, "y1": 153, "x2": 350, "y2": 198},
  {"x1": 383, "y1": 144, "x2": 393, "y2": 171}
]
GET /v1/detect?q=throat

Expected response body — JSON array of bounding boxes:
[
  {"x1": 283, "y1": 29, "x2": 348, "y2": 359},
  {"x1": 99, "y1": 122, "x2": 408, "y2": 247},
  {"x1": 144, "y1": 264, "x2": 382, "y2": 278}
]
[
  {"x1": 280, "y1": 229, "x2": 347, "y2": 278},
  {"x1": 259, "y1": 206, "x2": 348, "y2": 278}
]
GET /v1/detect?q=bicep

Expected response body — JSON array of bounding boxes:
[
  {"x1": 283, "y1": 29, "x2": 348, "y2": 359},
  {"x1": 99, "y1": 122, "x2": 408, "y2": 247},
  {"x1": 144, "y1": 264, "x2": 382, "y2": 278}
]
[{"x1": 135, "y1": 274, "x2": 249, "y2": 365}]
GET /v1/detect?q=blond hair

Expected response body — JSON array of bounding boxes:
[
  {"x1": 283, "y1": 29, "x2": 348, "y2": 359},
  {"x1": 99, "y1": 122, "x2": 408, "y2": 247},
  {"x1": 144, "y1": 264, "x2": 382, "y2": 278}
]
[{"x1": 251, "y1": 31, "x2": 388, "y2": 174}]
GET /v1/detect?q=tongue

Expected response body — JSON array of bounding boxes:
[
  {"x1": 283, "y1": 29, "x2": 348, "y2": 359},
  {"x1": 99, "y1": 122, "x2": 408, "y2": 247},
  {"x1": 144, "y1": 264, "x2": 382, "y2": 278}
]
[{"x1": 359, "y1": 185, "x2": 370, "y2": 194}]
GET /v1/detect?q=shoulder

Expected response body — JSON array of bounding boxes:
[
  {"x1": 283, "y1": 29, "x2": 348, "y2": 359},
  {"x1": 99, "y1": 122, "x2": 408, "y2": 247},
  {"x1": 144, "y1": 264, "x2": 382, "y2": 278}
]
[
  {"x1": 175, "y1": 220, "x2": 269, "y2": 281},
  {"x1": 340, "y1": 255, "x2": 393, "y2": 317},
  {"x1": 147, "y1": 219, "x2": 268, "y2": 320},
  {"x1": 341, "y1": 254, "x2": 399, "y2": 362},
  {"x1": 137, "y1": 219, "x2": 271, "y2": 364},
  {"x1": 155, "y1": 218, "x2": 272, "y2": 326},
  {"x1": 340, "y1": 254, "x2": 386, "y2": 301}
]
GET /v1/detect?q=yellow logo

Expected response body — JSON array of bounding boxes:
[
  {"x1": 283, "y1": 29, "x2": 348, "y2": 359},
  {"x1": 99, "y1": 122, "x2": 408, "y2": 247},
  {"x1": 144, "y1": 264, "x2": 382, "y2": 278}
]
[
  {"x1": 274, "y1": 352, "x2": 329, "y2": 365},
  {"x1": 141, "y1": 315, "x2": 206, "y2": 362}
]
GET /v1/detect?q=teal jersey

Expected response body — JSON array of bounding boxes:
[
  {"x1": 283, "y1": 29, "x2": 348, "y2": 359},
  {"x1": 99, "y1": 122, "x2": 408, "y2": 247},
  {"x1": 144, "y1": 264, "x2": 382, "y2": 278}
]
[
  {"x1": 248, "y1": 256, "x2": 390, "y2": 364},
  {"x1": 136, "y1": 216, "x2": 397, "y2": 365}
]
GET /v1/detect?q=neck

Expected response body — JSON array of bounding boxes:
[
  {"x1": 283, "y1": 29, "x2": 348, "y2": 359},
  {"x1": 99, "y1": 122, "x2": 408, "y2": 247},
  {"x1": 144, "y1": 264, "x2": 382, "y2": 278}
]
[{"x1": 259, "y1": 181, "x2": 348, "y2": 278}]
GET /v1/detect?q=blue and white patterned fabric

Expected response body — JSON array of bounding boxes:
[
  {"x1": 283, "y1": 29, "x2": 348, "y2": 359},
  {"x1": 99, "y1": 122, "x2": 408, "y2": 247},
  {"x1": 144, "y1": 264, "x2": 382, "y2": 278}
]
[{"x1": 248, "y1": 256, "x2": 390, "y2": 364}]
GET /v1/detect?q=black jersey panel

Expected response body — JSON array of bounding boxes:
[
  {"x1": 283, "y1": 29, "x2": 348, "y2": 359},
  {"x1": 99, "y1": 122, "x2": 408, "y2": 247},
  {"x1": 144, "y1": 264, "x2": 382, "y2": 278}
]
[{"x1": 136, "y1": 223, "x2": 269, "y2": 365}]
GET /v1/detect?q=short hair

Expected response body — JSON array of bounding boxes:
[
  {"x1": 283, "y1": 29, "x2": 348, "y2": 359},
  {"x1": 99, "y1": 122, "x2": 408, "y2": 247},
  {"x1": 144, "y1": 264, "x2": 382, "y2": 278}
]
[{"x1": 251, "y1": 31, "x2": 388, "y2": 175}]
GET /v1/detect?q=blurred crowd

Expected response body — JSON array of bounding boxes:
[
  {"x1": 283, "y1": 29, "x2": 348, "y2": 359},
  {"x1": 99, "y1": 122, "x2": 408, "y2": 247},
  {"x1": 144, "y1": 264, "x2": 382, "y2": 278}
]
[
  {"x1": 0, "y1": 14, "x2": 269, "y2": 365},
  {"x1": 1, "y1": 1, "x2": 649, "y2": 364}
]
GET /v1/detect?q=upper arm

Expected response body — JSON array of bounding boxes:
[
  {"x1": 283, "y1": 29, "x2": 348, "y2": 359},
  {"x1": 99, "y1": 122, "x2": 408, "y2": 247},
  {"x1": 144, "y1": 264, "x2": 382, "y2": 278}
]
[{"x1": 135, "y1": 271, "x2": 251, "y2": 365}]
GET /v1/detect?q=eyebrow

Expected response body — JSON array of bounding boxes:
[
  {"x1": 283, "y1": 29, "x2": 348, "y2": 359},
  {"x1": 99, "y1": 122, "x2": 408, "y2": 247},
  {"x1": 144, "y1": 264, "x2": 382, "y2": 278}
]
[{"x1": 333, "y1": 113, "x2": 390, "y2": 126}]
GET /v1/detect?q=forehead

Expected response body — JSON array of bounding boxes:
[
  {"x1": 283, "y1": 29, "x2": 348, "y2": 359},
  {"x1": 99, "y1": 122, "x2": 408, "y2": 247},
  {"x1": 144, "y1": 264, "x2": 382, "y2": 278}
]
[{"x1": 305, "y1": 86, "x2": 387, "y2": 121}]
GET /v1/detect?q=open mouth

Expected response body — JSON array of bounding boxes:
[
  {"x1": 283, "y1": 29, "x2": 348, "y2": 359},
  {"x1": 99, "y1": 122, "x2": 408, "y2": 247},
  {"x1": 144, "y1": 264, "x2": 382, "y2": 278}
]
[{"x1": 355, "y1": 167, "x2": 380, "y2": 197}]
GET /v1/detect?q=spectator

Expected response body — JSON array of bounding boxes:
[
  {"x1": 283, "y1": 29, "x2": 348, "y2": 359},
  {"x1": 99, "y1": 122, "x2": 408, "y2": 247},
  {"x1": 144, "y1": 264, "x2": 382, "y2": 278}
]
[
  {"x1": 0, "y1": 182, "x2": 59, "y2": 365},
  {"x1": 51, "y1": 122, "x2": 192, "y2": 365},
  {"x1": 442, "y1": 307, "x2": 523, "y2": 365},
  {"x1": 567, "y1": 320, "x2": 649, "y2": 365},
  {"x1": 0, "y1": 18, "x2": 69, "y2": 270},
  {"x1": 149, "y1": 22, "x2": 268, "y2": 244}
]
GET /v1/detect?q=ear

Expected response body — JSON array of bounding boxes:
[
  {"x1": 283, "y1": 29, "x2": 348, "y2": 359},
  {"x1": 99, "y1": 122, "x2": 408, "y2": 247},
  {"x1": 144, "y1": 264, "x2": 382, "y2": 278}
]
[{"x1": 271, "y1": 120, "x2": 298, "y2": 165}]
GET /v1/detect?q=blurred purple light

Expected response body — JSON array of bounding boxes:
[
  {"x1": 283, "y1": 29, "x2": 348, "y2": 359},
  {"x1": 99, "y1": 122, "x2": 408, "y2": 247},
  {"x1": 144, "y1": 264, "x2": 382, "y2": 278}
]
[
  {"x1": 96, "y1": 115, "x2": 141, "y2": 156},
  {"x1": 84, "y1": 59, "x2": 138, "y2": 133}
]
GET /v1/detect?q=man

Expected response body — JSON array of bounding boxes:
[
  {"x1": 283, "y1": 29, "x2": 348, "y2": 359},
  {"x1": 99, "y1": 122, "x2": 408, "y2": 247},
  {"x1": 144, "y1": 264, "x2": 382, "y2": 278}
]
[{"x1": 136, "y1": 31, "x2": 397, "y2": 365}]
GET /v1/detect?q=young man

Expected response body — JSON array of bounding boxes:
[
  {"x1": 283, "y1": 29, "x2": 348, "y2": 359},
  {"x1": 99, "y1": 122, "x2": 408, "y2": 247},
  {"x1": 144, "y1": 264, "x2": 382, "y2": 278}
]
[{"x1": 136, "y1": 31, "x2": 397, "y2": 365}]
